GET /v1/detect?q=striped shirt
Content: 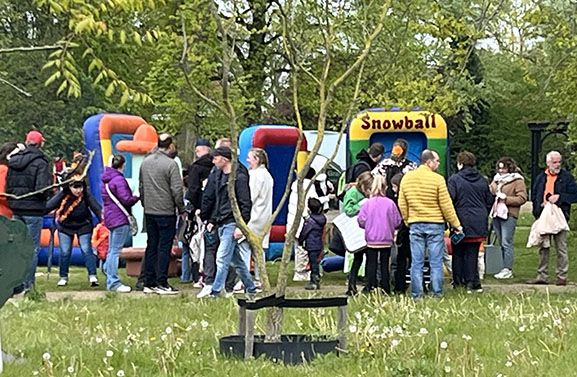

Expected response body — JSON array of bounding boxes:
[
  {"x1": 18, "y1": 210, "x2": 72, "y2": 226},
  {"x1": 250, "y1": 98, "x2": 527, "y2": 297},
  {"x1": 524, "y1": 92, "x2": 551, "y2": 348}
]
[{"x1": 398, "y1": 165, "x2": 460, "y2": 228}]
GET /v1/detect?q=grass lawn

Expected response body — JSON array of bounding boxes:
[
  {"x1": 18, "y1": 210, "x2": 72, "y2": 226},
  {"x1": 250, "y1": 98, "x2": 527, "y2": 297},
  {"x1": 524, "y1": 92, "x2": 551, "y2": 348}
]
[{"x1": 2, "y1": 222, "x2": 577, "y2": 376}]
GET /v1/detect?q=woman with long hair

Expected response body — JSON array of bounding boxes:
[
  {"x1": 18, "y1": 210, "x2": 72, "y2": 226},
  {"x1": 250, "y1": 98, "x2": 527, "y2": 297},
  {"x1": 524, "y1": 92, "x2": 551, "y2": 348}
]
[
  {"x1": 490, "y1": 157, "x2": 527, "y2": 279},
  {"x1": 46, "y1": 175, "x2": 102, "y2": 287}
]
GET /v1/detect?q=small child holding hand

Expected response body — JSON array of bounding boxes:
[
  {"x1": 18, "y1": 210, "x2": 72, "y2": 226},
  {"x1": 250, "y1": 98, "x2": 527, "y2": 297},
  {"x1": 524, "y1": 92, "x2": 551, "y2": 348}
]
[{"x1": 298, "y1": 198, "x2": 326, "y2": 290}]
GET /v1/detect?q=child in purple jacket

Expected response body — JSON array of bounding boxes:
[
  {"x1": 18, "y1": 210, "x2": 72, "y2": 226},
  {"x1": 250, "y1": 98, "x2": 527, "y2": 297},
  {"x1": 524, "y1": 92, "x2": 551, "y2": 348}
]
[
  {"x1": 298, "y1": 198, "x2": 326, "y2": 290},
  {"x1": 358, "y1": 175, "x2": 402, "y2": 293}
]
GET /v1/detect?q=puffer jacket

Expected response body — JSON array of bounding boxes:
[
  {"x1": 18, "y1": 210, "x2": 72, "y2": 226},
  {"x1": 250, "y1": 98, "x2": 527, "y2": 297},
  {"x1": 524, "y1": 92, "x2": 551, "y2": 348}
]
[
  {"x1": 101, "y1": 167, "x2": 139, "y2": 229},
  {"x1": 447, "y1": 167, "x2": 493, "y2": 237},
  {"x1": 46, "y1": 189, "x2": 102, "y2": 236},
  {"x1": 6, "y1": 145, "x2": 51, "y2": 216}
]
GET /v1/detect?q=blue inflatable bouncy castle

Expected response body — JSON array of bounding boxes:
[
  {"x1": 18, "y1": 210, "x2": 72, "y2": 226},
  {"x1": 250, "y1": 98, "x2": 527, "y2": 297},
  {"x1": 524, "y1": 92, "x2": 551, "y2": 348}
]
[{"x1": 238, "y1": 125, "x2": 308, "y2": 260}]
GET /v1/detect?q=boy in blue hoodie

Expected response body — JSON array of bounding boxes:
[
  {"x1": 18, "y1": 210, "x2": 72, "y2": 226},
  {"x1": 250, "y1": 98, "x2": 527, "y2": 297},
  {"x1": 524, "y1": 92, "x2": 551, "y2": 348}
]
[{"x1": 298, "y1": 198, "x2": 326, "y2": 290}]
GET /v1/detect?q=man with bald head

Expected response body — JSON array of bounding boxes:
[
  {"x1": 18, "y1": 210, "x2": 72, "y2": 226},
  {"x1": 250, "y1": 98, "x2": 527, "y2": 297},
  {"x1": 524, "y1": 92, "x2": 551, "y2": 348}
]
[{"x1": 528, "y1": 151, "x2": 577, "y2": 286}]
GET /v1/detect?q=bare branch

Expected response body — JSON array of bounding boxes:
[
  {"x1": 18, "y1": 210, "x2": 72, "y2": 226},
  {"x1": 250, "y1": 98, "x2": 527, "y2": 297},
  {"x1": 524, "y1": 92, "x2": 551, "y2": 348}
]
[
  {"x1": 0, "y1": 77, "x2": 32, "y2": 97},
  {"x1": 0, "y1": 45, "x2": 62, "y2": 54}
]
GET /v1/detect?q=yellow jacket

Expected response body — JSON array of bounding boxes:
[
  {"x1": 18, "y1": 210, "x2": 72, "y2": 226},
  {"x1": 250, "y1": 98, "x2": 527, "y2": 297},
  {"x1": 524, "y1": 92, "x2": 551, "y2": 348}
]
[{"x1": 398, "y1": 165, "x2": 460, "y2": 228}]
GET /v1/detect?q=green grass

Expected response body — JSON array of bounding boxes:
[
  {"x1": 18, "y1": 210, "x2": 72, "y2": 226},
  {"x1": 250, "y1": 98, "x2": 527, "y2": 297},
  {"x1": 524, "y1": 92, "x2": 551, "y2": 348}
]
[
  {"x1": 4, "y1": 224, "x2": 577, "y2": 376},
  {"x1": 2, "y1": 290, "x2": 577, "y2": 376}
]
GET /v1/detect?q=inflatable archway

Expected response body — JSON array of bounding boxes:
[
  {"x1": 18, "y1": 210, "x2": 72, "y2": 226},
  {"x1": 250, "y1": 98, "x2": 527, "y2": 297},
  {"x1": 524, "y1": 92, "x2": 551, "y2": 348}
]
[
  {"x1": 38, "y1": 114, "x2": 157, "y2": 267},
  {"x1": 238, "y1": 125, "x2": 308, "y2": 260},
  {"x1": 348, "y1": 109, "x2": 449, "y2": 176}
]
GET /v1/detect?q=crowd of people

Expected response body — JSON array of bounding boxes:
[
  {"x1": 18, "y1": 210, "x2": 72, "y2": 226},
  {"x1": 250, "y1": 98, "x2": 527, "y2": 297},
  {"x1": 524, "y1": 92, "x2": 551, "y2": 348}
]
[{"x1": 0, "y1": 130, "x2": 575, "y2": 299}]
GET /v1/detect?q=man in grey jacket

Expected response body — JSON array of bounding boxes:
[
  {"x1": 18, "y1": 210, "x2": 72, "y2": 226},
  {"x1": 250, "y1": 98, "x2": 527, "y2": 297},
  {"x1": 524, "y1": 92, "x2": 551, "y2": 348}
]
[{"x1": 139, "y1": 134, "x2": 185, "y2": 295}]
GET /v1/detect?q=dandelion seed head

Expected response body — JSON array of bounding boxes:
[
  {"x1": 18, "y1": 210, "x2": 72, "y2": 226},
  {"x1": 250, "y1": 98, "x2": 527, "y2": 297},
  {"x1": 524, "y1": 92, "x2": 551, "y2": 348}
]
[
  {"x1": 106, "y1": 350, "x2": 114, "y2": 357},
  {"x1": 201, "y1": 320, "x2": 209, "y2": 328},
  {"x1": 117, "y1": 370, "x2": 125, "y2": 376},
  {"x1": 444, "y1": 366, "x2": 451, "y2": 373},
  {"x1": 165, "y1": 326, "x2": 173, "y2": 334},
  {"x1": 42, "y1": 352, "x2": 51, "y2": 361},
  {"x1": 440, "y1": 341, "x2": 448, "y2": 349},
  {"x1": 67, "y1": 366, "x2": 74, "y2": 373}
]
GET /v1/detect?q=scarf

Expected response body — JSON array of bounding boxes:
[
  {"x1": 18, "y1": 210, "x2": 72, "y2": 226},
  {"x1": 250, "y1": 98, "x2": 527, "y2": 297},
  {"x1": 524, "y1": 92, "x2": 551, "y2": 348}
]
[
  {"x1": 55, "y1": 193, "x2": 84, "y2": 222},
  {"x1": 492, "y1": 172, "x2": 524, "y2": 192}
]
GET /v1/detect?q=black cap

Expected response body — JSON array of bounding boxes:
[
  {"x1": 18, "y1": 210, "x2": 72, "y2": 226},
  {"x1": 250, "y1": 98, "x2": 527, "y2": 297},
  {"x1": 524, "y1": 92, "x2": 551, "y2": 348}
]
[
  {"x1": 211, "y1": 146, "x2": 232, "y2": 160},
  {"x1": 196, "y1": 138, "x2": 211, "y2": 148}
]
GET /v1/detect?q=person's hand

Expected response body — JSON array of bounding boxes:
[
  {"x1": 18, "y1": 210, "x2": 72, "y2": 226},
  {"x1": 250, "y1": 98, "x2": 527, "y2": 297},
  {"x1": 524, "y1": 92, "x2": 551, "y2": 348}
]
[
  {"x1": 328, "y1": 193, "x2": 336, "y2": 200},
  {"x1": 548, "y1": 194, "x2": 560, "y2": 204},
  {"x1": 206, "y1": 223, "x2": 214, "y2": 232},
  {"x1": 234, "y1": 227, "x2": 243, "y2": 240},
  {"x1": 497, "y1": 192, "x2": 506, "y2": 200},
  {"x1": 195, "y1": 209, "x2": 201, "y2": 216},
  {"x1": 455, "y1": 226, "x2": 463, "y2": 234}
]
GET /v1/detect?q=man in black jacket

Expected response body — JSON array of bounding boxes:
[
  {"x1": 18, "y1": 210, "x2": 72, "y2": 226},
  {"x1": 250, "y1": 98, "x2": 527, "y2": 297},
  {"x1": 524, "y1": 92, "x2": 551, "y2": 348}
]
[
  {"x1": 199, "y1": 146, "x2": 257, "y2": 297},
  {"x1": 6, "y1": 130, "x2": 52, "y2": 290},
  {"x1": 528, "y1": 151, "x2": 577, "y2": 286},
  {"x1": 186, "y1": 138, "x2": 213, "y2": 211},
  {"x1": 348, "y1": 142, "x2": 384, "y2": 183}
]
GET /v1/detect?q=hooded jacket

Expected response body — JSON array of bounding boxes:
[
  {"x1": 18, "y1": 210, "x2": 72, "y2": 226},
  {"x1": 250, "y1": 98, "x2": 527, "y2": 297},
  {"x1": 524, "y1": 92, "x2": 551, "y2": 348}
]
[
  {"x1": 350, "y1": 149, "x2": 378, "y2": 183},
  {"x1": 298, "y1": 213, "x2": 326, "y2": 252},
  {"x1": 6, "y1": 145, "x2": 52, "y2": 216},
  {"x1": 185, "y1": 153, "x2": 214, "y2": 211},
  {"x1": 447, "y1": 167, "x2": 493, "y2": 238},
  {"x1": 358, "y1": 195, "x2": 402, "y2": 246},
  {"x1": 100, "y1": 167, "x2": 140, "y2": 229}
]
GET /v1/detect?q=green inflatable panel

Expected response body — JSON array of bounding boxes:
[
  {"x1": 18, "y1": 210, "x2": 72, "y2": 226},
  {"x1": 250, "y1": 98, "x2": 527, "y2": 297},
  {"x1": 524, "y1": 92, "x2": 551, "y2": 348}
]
[{"x1": 0, "y1": 216, "x2": 34, "y2": 308}]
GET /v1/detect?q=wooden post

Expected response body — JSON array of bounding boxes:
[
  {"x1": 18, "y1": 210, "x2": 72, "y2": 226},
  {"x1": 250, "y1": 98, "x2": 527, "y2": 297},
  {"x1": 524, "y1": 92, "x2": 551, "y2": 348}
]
[
  {"x1": 337, "y1": 305, "x2": 347, "y2": 351},
  {"x1": 238, "y1": 306, "x2": 246, "y2": 336},
  {"x1": 244, "y1": 310, "x2": 255, "y2": 360}
]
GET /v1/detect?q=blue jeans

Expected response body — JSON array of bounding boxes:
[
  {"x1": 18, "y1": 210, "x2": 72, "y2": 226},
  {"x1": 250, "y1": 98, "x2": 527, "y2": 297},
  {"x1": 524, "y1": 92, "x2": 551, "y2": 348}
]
[
  {"x1": 14, "y1": 215, "x2": 43, "y2": 290},
  {"x1": 104, "y1": 225, "x2": 130, "y2": 290},
  {"x1": 59, "y1": 232, "x2": 97, "y2": 279},
  {"x1": 493, "y1": 216, "x2": 517, "y2": 270},
  {"x1": 409, "y1": 223, "x2": 446, "y2": 298},
  {"x1": 144, "y1": 214, "x2": 176, "y2": 287},
  {"x1": 211, "y1": 223, "x2": 256, "y2": 295}
]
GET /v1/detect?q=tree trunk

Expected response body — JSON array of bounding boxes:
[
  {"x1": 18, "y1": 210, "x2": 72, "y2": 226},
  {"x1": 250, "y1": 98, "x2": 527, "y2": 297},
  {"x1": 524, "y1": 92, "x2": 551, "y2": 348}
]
[{"x1": 265, "y1": 306, "x2": 283, "y2": 342}]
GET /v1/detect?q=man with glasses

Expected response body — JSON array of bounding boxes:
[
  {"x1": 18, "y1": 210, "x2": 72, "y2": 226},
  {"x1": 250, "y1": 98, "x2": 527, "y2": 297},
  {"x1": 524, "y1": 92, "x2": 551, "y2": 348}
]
[
  {"x1": 139, "y1": 133, "x2": 184, "y2": 295},
  {"x1": 398, "y1": 149, "x2": 462, "y2": 298}
]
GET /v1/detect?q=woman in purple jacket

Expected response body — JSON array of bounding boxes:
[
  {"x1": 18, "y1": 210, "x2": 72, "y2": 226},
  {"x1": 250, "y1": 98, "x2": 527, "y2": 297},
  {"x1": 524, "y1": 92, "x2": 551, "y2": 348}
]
[
  {"x1": 101, "y1": 154, "x2": 139, "y2": 292},
  {"x1": 358, "y1": 175, "x2": 402, "y2": 293}
]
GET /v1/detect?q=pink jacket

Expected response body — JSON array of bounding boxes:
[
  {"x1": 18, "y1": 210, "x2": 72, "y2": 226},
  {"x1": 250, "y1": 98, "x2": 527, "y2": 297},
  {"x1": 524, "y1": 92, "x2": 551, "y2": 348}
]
[{"x1": 358, "y1": 196, "x2": 402, "y2": 246}]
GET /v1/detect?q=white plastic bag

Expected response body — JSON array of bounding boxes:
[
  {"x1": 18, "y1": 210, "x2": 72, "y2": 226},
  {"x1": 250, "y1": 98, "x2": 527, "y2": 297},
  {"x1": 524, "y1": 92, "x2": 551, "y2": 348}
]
[{"x1": 526, "y1": 203, "x2": 569, "y2": 248}]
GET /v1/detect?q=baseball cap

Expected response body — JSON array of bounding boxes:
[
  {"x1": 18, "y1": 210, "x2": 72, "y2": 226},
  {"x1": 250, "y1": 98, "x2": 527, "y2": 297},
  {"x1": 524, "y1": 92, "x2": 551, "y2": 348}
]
[
  {"x1": 211, "y1": 146, "x2": 232, "y2": 160},
  {"x1": 196, "y1": 138, "x2": 211, "y2": 148},
  {"x1": 26, "y1": 130, "x2": 44, "y2": 145}
]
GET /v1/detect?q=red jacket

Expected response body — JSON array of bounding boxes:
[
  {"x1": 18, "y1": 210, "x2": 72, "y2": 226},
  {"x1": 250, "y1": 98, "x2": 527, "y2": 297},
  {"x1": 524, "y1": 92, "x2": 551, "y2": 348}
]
[{"x1": 0, "y1": 165, "x2": 12, "y2": 218}]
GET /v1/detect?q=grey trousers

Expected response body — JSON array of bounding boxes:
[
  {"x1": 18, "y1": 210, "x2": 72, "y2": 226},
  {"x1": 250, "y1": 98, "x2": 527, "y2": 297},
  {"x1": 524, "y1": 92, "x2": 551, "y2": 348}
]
[{"x1": 537, "y1": 230, "x2": 568, "y2": 281}]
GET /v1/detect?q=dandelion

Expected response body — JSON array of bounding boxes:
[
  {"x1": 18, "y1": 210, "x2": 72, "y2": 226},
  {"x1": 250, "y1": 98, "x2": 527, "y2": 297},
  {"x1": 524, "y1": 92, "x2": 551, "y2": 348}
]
[
  {"x1": 42, "y1": 352, "x2": 51, "y2": 361},
  {"x1": 67, "y1": 366, "x2": 74, "y2": 373},
  {"x1": 117, "y1": 370, "x2": 125, "y2": 377},
  {"x1": 512, "y1": 350, "x2": 520, "y2": 357},
  {"x1": 165, "y1": 326, "x2": 173, "y2": 334},
  {"x1": 562, "y1": 307, "x2": 570, "y2": 314},
  {"x1": 518, "y1": 326, "x2": 525, "y2": 332},
  {"x1": 462, "y1": 334, "x2": 472, "y2": 341},
  {"x1": 201, "y1": 320, "x2": 209, "y2": 328},
  {"x1": 505, "y1": 361, "x2": 512, "y2": 367},
  {"x1": 440, "y1": 341, "x2": 448, "y2": 349},
  {"x1": 444, "y1": 366, "x2": 451, "y2": 373},
  {"x1": 354, "y1": 312, "x2": 362, "y2": 320},
  {"x1": 391, "y1": 339, "x2": 400, "y2": 347},
  {"x1": 419, "y1": 328, "x2": 428, "y2": 335},
  {"x1": 33, "y1": 371, "x2": 39, "y2": 376},
  {"x1": 106, "y1": 350, "x2": 114, "y2": 357},
  {"x1": 96, "y1": 336, "x2": 103, "y2": 343},
  {"x1": 150, "y1": 336, "x2": 156, "y2": 341},
  {"x1": 553, "y1": 319, "x2": 562, "y2": 327},
  {"x1": 349, "y1": 325, "x2": 357, "y2": 333}
]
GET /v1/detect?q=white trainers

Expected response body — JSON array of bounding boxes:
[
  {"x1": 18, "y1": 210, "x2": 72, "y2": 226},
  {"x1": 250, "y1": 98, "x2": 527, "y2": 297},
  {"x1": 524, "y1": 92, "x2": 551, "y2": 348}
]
[
  {"x1": 193, "y1": 281, "x2": 204, "y2": 288},
  {"x1": 197, "y1": 284, "x2": 213, "y2": 298},
  {"x1": 233, "y1": 281, "x2": 245, "y2": 293},
  {"x1": 89, "y1": 275, "x2": 99, "y2": 287},
  {"x1": 143, "y1": 286, "x2": 157, "y2": 294},
  {"x1": 494, "y1": 268, "x2": 513, "y2": 279},
  {"x1": 115, "y1": 285, "x2": 131, "y2": 293},
  {"x1": 57, "y1": 278, "x2": 68, "y2": 287}
]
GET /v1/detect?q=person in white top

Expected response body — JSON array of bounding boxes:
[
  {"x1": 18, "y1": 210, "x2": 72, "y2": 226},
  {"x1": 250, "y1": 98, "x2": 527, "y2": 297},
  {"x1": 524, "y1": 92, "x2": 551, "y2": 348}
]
[{"x1": 233, "y1": 148, "x2": 274, "y2": 292}]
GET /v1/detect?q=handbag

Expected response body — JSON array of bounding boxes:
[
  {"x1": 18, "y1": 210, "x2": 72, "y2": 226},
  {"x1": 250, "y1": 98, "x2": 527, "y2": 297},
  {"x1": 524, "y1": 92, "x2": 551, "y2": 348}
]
[{"x1": 105, "y1": 184, "x2": 138, "y2": 236}]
